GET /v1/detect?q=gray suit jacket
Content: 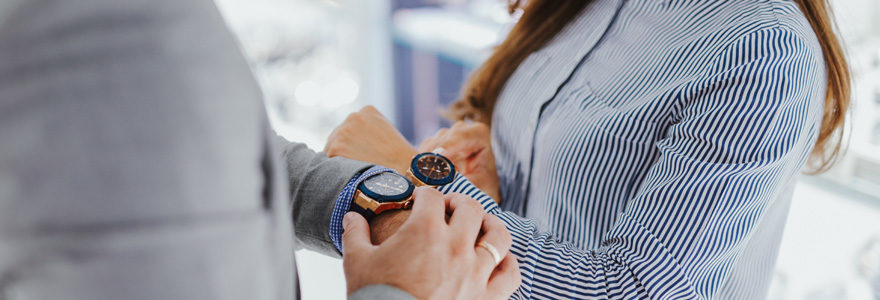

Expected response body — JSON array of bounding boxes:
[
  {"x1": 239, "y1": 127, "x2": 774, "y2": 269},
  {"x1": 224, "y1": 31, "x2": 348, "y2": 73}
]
[{"x1": 0, "y1": 0, "x2": 412, "y2": 299}]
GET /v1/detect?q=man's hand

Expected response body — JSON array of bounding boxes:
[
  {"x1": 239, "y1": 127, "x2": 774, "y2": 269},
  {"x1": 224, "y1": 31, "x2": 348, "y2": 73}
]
[
  {"x1": 368, "y1": 209, "x2": 411, "y2": 245},
  {"x1": 325, "y1": 106, "x2": 416, "y2": 174},
  {"x1": 342, "y1": 187, "x2": 521, "y2": 299},
  {"x1": 368, "y1": 208, "x2": 453, "y2": 245}
]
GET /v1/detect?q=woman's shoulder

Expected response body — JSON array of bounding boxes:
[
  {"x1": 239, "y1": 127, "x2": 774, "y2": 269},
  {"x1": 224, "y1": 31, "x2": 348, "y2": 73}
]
[
  {"x1": 767, "y1": 0, "x2": 824, "y2": 51},
  {"x1": 675, "y1": 0, "x2": 821, "y2": 56},
  {"x1": 664, "y1": 1, "x2": 823, "y2": 77},
  {"x1": 729, "y1": 1, "x2": 819, "y2": 51}
]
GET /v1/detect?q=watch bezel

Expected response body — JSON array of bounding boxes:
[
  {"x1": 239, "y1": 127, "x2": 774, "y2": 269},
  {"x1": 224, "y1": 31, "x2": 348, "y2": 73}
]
[
  {"x1": 410, "y1": 152, "x2": 456, "y2": 186},
  {"x1": 358, "y1": 171, "x2": 415, "y2": 203}
]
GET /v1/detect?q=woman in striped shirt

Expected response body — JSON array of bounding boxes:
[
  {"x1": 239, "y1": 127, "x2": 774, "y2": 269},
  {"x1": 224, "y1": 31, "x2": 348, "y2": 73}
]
[{"x1": 326, "y1": 0, "x2": 851, "y2": 298}]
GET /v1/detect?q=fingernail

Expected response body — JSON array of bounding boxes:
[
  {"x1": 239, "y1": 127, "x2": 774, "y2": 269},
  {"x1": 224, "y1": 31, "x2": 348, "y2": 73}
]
[
  {"x1": 432, "y1": 147, "x2": 445, "y2": 155},
  {"x1": 343, "y1": 212, "x2": 355, "y2": 229}
]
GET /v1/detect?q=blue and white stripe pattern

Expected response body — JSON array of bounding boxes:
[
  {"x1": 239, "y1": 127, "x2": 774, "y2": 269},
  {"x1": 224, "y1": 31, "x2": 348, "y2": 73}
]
[{"x1": 439, "y1": 0, "x2": 826, "y2": 298}]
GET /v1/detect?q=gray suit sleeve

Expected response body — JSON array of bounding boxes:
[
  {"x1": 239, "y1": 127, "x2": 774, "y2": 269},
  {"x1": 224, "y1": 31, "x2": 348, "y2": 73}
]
[
  {"x1": 276, "y1": 136, "x2": 372, "y2": 257},
  {"x1": 0, "y1": 0, "x2": 298, "y2": 299},
  {"x1": 349, "y1": 285, "x2": 416, "y2": 300}
]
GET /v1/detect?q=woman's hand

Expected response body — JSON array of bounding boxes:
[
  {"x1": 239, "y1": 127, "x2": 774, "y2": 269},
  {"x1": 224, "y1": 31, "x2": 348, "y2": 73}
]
[
  {"x1": 325, "y1": 106, "x2": 416, "y2": 174},
  {"x1": 342, "y1": 188, "x2": 521, "y2": 299},
  {"x1": 419, "y1": 121, "x2": 502, "y2": 203}
]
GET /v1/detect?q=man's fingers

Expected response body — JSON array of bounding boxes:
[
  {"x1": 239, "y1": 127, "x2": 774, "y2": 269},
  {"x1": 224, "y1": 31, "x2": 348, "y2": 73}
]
[
  {"x1": 341, "y1": 212, "x2": 374, "y2": 255},
  {"x1": 475, "y1": 214, "x2": 513, "y2": 275},
  {"x1": 445, "y1": 193, "x2": 484, "y2": 244},
  {"x1": 485, "y1": 254, "x2": 521, "y2": 299},
  {"x1": 408, "y1": 186, "x2": 445, "y2": 224}
]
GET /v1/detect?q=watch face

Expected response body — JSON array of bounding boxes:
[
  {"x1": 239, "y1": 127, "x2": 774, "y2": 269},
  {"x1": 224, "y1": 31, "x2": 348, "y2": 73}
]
[
  {"x1": 416, "y1": 154, "x2": 452, "y2": 180},
  {"x1": 363, "y1": 172, "x2": 411, "y2": 198},
  {"x1": 411, "y1": 153, "x2": 456, "y2": 186}
]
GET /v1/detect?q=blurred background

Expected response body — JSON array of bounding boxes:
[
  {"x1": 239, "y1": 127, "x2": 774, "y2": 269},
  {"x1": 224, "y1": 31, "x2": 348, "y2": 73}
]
[{"x1": 213, "y1": 0, "x2": 880, "y2": 299}]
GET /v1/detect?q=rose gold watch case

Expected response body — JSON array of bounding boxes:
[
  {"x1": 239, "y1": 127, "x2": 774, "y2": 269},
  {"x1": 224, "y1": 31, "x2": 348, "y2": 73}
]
[
  {"x1": 405, "y1": 168, "x2": 431, "y2": 187},
  {"x1": 353, "y1": 190, "x2": 413, "y2": 215}
]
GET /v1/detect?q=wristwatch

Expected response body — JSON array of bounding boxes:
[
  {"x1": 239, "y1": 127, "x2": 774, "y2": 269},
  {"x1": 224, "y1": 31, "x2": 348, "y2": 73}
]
[
  {"x1": 350, "y1": 171, "x2": 415, "y2": 220},
  {"x1": 406, "y1": 152, "x2": 456, "y2": 187}
]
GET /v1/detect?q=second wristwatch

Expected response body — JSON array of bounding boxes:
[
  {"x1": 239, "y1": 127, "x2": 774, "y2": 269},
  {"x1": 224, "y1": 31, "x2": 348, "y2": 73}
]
[{"x1": 406, "y1": 152, "x2": 456, "y2": 187}]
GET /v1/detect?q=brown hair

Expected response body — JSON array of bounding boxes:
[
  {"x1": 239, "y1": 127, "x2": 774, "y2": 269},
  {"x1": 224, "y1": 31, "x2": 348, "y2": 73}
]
[{"x1": 448, "y1": 0, "x2": 850, "y2": 174}]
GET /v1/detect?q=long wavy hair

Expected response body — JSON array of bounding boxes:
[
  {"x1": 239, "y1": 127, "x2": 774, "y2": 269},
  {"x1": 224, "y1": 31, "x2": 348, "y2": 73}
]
[{"x1": 447, "y1": 0, "x2": 850, "y2": 174}]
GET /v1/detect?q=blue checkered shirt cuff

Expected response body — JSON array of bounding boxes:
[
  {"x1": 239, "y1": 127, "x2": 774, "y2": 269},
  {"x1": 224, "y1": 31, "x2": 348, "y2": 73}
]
[{"x1": 330, "y1": 165, "x2": 393, "y2": 253}]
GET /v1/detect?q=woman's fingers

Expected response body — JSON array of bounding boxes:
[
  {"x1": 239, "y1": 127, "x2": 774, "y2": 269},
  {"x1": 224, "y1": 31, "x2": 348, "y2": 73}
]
[
  {"x1": 418, "y1": 128, "x2": 448, "y2": 152},
  {"x1": 474, "y1": 214, "x2": 513, "y2": 276},
  {"x1": 451, "y1": 120, "x2": 468, "y2": 130},
  {"x1": 422, "y1": 121, "x2": 488, "y2": 145},
  {"x1": 485, "y1": 254, "x2": 522, "y2": 299},
  {"x1": 422, "y1": 120, "x2": 491, "y2": 152},
  {"x1": 441, "y1": 130, "x2": 484, "y2": 164},
  {"x1": 435, "y1": 127, "x2": 449, "y2": 138},
  {"x1": 445, "y1": 193, "x2": 485, "y2": 245}
]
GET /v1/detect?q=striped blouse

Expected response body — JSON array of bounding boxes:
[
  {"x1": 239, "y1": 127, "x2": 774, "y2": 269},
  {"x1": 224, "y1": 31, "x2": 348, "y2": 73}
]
[{"x1": 437, "y1": 0, "x2": 826, "y2": 298}]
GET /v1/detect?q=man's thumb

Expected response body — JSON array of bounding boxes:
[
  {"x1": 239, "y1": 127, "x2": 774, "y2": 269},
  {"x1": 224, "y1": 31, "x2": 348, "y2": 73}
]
[{"x1": 342, "y1": 212, "x2": 372, "y2": 254}]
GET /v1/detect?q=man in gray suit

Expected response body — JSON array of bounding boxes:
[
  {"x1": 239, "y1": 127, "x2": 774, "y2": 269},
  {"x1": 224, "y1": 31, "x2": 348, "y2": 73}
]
[{"x1": 0, "y1": 0, "x2": 520, "y2": 299}]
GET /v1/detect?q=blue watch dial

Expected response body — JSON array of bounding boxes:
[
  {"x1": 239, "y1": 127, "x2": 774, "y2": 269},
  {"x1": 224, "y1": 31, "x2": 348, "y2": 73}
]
[
  {"x1": 411, "y1": 152, "x2": 456, "y2": 186},
  {"x1": 359, "y1": 172, "x2": 414, "y2": 202}
]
